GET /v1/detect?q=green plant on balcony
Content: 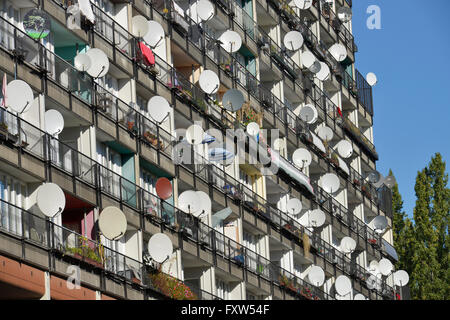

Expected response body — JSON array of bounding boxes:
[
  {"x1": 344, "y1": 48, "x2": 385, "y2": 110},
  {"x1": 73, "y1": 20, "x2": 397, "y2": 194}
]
[
  {"x1": 279, "y1": 274, "x2": 296, "y2": 293},
  {"x1": 143, "y1": 131, "x2": 164, "y2": 149},
  {"x1": 65, "y1": 236, "x2": 104, "y2": 268},
  {"x1": 238, "y1": 102, "x2": 262, "y2": 127},
  {"x1": 220, "y1": 59, "x2": 232, "y2": 75},
  {"x1": 194, "y1": 98, "x2": 208, "y2": 114},
  {"x1": 148, "y1": 267, "x2": 197, "y2": 300}
]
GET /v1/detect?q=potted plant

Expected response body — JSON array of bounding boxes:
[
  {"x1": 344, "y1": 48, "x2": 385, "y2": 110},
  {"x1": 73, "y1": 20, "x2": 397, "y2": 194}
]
[
  {"x1": 65, "y1": 236, "x2": 104, "y2": 269},
  {"x1": 143, "y1": 131, "x2": 164, "y2": 149},
  {"x1": 148, "y1": 267, "x2": 197, "y2": 300}
]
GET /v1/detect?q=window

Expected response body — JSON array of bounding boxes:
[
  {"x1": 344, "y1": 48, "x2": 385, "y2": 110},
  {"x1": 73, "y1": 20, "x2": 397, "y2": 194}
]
[
  {"x1": 216, "y1": 278, "x2": 230, "y2": 300},
  {"x1": 97, "y1": 142, "x2": 122, "y2": 198},
  {"x1": 0, "y1": 171, "x2": 25, "y2": 236}
]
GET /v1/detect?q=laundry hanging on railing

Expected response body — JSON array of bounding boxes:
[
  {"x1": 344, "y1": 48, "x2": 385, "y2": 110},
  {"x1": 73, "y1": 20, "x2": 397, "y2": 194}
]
[
  {"x1": 78, "y1": 0, "x2": 95, "y2": 24},
  {"x1": 138, "y1": 41, "x2": 155, "y2": 66}
]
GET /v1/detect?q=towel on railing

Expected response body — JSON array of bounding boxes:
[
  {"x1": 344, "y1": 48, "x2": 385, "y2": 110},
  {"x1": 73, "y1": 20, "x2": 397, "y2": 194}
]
[
  {"x1": 303, "y1": 232, "x2": 311, "y2": 258},
  {"x1": 138, "y1": 42, "x2": 155, "y2": 66}
]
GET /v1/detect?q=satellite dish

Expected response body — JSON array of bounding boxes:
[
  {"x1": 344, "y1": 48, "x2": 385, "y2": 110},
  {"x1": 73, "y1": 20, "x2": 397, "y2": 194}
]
[
  {"x1": 308, "y1": 266, "x2": 325, "y2": 287},
  {"x1": 44, "y1": 110, "x2": 64, "y2": 136},
  {"x1": 219, "y1": 30, "x2": 242, "y2": 53},
  {"x1": 246, "y1": 122, "x2": 260, "y2": 137},
  {"x1": 319, "y1": 173, "x2": 340, "y2": 194},
  {"x1": 369, "y1": 260, "x2": 380, "y2": 274},
  {"x1": 144, "y1": 20, "x2": 165, "y2": 48},
  {"x1": 337, "y1": 6, "x2": 352, "y2": 23},
  {"x1": 340, "y1": 236, "x2": 356, "y2": 254},
  {"x1": 301, "y1": 50, "x2": 316, "y2": 69},
  {"x1": 199, "y1": 70, "x2": 220, "y2": 94},
  {"x1": 147, "y1": 96, "x2": 171, "y2": 123},
  {"x1": 131, "y1": 15, "x2": 149, "y2": 38},
  {"x1": 36, "y1": 183, "x2": 66, "y2": 217},
  {"x1": 393, "y1": 270, "x2": 409, "y2": 287},
  {"x1": 178, "y1": 190, "x2": 200, "y2": 214},
  {"x1": 283, "y1": 31, "x2": 304, "y2": 51},
  {"x1": 366, "y1": 275, "x2": 379, "y2": 290},
  {"x1": 293, "y1": 0, "x2": 312, "y2": 9},
  {"x1": 273, "y1": 138, "x2": 285, "y2": 151},
  {"x1": 299, "y1": 104, "x2": 318, "y2": 124},
  {"x1": 23, "y1": 9, "x2": 51, "y2": 40},
  {"x1": 74, "y1": 53, "x2": 92, "y2": 72},
  {"x1": 372, "y1": 215, "x2": 388, "y2": 233},
  {"x1": 197, "y1": 0, "x2": 214, "y2": 21},
  {"x1": 286, "y1": 198, "x2": 302, "y2": 216},
  {"x1": 6, "y1": 80, "x2": 34, "y2": 114},
  {"x1": 379, "y1": 258, "x2": 394, "y2": 276},
  {"x1": 309, "y1": 61, "x2": 322, "y2": 74},
  {"x1": 316, "y1": 62, "x2": 330, "y2": 81},
  {"x1": 222, "y1": 89, "x2": 244, "y2": 112},
  {"x1": 337, "y1": 140, "x2": 353, "y2": 159},
  {"x1": 309, "y1": 209, "x2": 326, "y2": 227},
  {"x1": 354, "y1": 293, "x2": 366, "y2": 300},
  {"x1": 186, "y1": 124, "x2": 205, "y2": 145},
  {"x1": 98, "y1": 206, "x2": 127, "y2": 241},
  {"x1": 367, "y1": 170, "x2": 382, "y2": 184},
  {"x1": 366, "y1": 72, "x2": 378, "y2": 86},
  {"x1": 317, "y1": 126, "x2": 334, "y2": 142},
  {"x1": 196, "y1": 191, "x2": 211, "y2": 218},
  {"x1": 148, "y1": 233, "x2": 173, "y2": 263},
  {"x1": 209, "y1": 144, "x2": 235, "y2": 162},
  {"x1": 384, "y1": 175, "x2": 396, "y2": 189},
  {"x1": 155, "y1": 177, "x2": 173, "y2": 200},
  {"x1": 292, "y1": 148, "x2": 312, "y2": 168},
  {"x1": 329, "y1": 43, "x2": 347, "y2": 62},
  {"x1": 86, "y1": 48, "x2": 109, "y2": 78},
  {"x1": 335, "y1": 275, "x2": 352, "y2": 296}
]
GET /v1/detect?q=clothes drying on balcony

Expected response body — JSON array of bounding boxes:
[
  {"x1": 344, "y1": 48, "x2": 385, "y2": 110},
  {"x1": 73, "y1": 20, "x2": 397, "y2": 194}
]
[
  {"x1": 78, "y1": 0, "x2": 95, "y2": 24},
  {"x1": 138, "y1": 42, "x2": 155, "y2": 66}
]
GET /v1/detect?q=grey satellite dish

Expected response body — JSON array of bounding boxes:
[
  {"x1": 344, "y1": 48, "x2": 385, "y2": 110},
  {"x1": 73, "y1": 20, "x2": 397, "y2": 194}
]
[
  {"x1": 148, "y1": 233, "x2": 173, "y2": 263},
  {"x1": 283, "y1": 31, "x2": 304, "y2": 51},
  {"x1": 319, "y1": 173, "x2": 340, "y2": 194},
  {"x1": 286, "y1": 198, "x2": 302, "y2": 216},
  {"x1": 308, "y1": 266, "x2": 325, "y2": 287},
  {"x1": 379, "y1": 258, "x2": 394, "y2": 276},
  {"x1": 335, "y1": 275, "x2": 352, "y2": 296},
  {"x1": 340, "y1": 236, "x2": 356, "y2": 254},
  {"x1": 222, "y1": 89, "x2": 244, "y2": 112},
  {"x1": 44, "y1": 109, "x2": 64, "y2": 136},
  {"x1": 337, "y1": 140, "x2": 353, "y2": 159},
  {"x1": 317, "y1": 126, "x2": 334, "y2": 142},
  {"x1": 186, "y1": 124, "x2": 204, "y2": 145},
  {"x1": 98, "y1": 206, "x2": 127, "y2": 241},
  {"x1": 178, "y1": 190, "x2": 200, "y2": 214},
  {"x1": 337, "y1": 6, "x2": 352, "y2": 23},
  {"x1": 393, "y1": 270, "x2": 409, "y2": 287},
  {"x1": 316, "y1": 62, "x2": 330, "y2": 81},
  {"x1": 366, "y1": 72, "x2": 378, "y2": 86},
  {"x1": 246, "y1": 122, "x2": 260, "y2": 137},
  {"x1": 131, "y1": 15, "x2": 149, "y2": 38},
  {"x1": 309, "y1": 61, "x2": 322, "y2": 74},
  {"x1": 372, "y1": 215, "x2": 388, "y2": 233},
  {"x1": 6, "y1": 80, "x2": 34, "y2": 114},
  {"x1": 299, "y1": 104, "x2": 318, "y2": 124},
  {"x1": 199, "y1": 70, "x2": 220, "y2": 94},
  {"x1": 86, "y1": 48, "x2": 109, "y2": 78},
  {"x1": 144, "y1": 20, "x2": 165, "y2": 48},
  {"x1": 309, "y1": 209, "x2": 326, "y2": 227},
  {"x1": 367, "y1": 170, "x2": 382, "y2": 184},
  {"x1": 74, "y1": 53, "x2": 92, "y2": 72},
  {"x1": 292, "y1": 148, "x2": 312, "y2": 168},
  {"x1": 354, "y1": 294, "x2": 366, "y2": 300},
  {"x1": 293, "y1": 0, "x2": 312, "y2": 9},
  {"x1": 36, "y1": 183, "x2": 66, "y2": 217},
  {"x1": 147, "y1": 96, "x2": 171, "y2": 123},
  {"x1": 384, "y1": 175, "x2": 396, "y2": 189},
  {"x1": 195, "y1": 191, "x2": 211, "y2": 218},
  {"x1": 219, "y1": 30, "x2": 242, "y2": 53},
  {"x1": 329, "y1": 43, "x2": 347, "y2": 62},
  {"x1": 197, "y1": 0, "x2": 214, "y2": 21}
]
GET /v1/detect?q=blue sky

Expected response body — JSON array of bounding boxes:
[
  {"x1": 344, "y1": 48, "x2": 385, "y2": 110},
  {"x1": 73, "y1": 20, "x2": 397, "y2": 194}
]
[{"x1": 352, "y1": 0, "x2": 450, "y2": 217}]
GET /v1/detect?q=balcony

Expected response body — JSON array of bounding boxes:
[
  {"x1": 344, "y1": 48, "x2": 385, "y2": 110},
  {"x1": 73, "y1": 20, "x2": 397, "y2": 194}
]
[{"x1": 340, "y1": 118, "x2": 378, "y2": 161}]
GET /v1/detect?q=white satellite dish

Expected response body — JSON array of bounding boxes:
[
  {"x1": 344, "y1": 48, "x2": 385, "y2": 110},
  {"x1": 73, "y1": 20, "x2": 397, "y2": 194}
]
[
  {"x1": 372, "y1": 215, "x2": 388, "y2": 233},
  {"x1": 86, "y1": 48, "x2": 109, "y2": 78},
  {"x1": 329, "y1": 43, "x2": 347, "y2": 62},
  {"x1": 366, "y1": 274, "x2": 379, "y2": 290},
  {"x1": 309, "y1": 209, "x2": 326, "y2": 227},
  {"x1": 36, "y1": 183, "x2": 66, "y2": 217},
  {"x1": 337, "y1": 140, "x2": 353, "y2": 159},
  {"x1": 337, "y1": 6, "x2": 352, "y2": 23},
  {"x1": 197, "y1": 0, "x2": 214, "y2": 21},
  {"x1": 319, "y1": 173, "x2": 340, "y2": 194},
  {"x1": 147, "y1": 96, "x2": 171, "y2": 123},
  {"x1": 384, "y1": 175, "x2": 396, "y2": 189},
  {"x1": 178, "y1": 190, "x2": 200, "y2": 214},
  {"x1": 366, "y1": 72, "x2": 378, "y2": 86},
  {"x1": 195, "y1": 191, "x2": 211, "y2": 218},
  {"x1": 286, "y1": 198, "x2": 302, "y2": 216},
  {"x1": 219, "y1": 30, "x2": 242, "y2": 53},
  {"x1": 335, "y1": 275, "x2": 352, "y2": 296},
  {"x1": 283, "y1": 31, "x2": 304, "y2": 51},
  {"x1": 369, "y1": 260, "x2": 380, "y2": 274},
  {"x1": 144, "y1": 20, "x2": 165, "y2": 48},
  {"x1": 301, "y1": 50, "x2": 316, "y2": 69},
  {"x1": 393, "y1": 270, "x2": 409, "y2": 287},
  {"x1": 222, "y1": 89, "x2": 244, "y2": 112},
  {"x1": 246, "y1": 122, "x2": 260, "y2": 137},
  {"x1": 273, "y1": 138, "x2": 285, "y2": 151},
  {"x1": 6, "y1": 80, "x2": 34, "y2": 114},
  {"x1": 98, "y1": 206, "x2": 127, "y2": 241},
  {"x1": 293, "y1": 0, "x2": 312, "y2": 9},
  {"x1": 148, "y1": 233, "x2": 173, "y2": 263},
  {"x1": 354, "y1": 293, "x2": 366, "y2": 300},
  {"x1": 292, "y1": 148, "x2": 312, "y2": 168},
  {"x1": 74, "y1": 53, "x2": 92, "y2": 72},
  {"x1": 199, "y1": 70, "x2": 220, "y2": 94},
  {"x1": 340, "y1": 236, "x2": 356, "y2": 254},
  {"x1": 316, "y1": 62, "x2": 330, "y2": 81},
  {"x1": 317, "y1": 126, "x2": 334, "y2": 142},
  {"x1": 308, "y1": 266, "x2": 325, "y2": 287},
  {"x1": 131, "y1": 15, "x2": 149, "y2": 38},
  {"x1": 379, "y1": 258, "x2": 394, "y2": 276},
  {"x1": 44, "y1": 110, "x2": 64, "y2": 136},
  {"x1": 299, "y1": 104, "x2": 318, "y2": 124},
  {"x1": 186, "y1": 124, "x2": 205, "y2": 145}
]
